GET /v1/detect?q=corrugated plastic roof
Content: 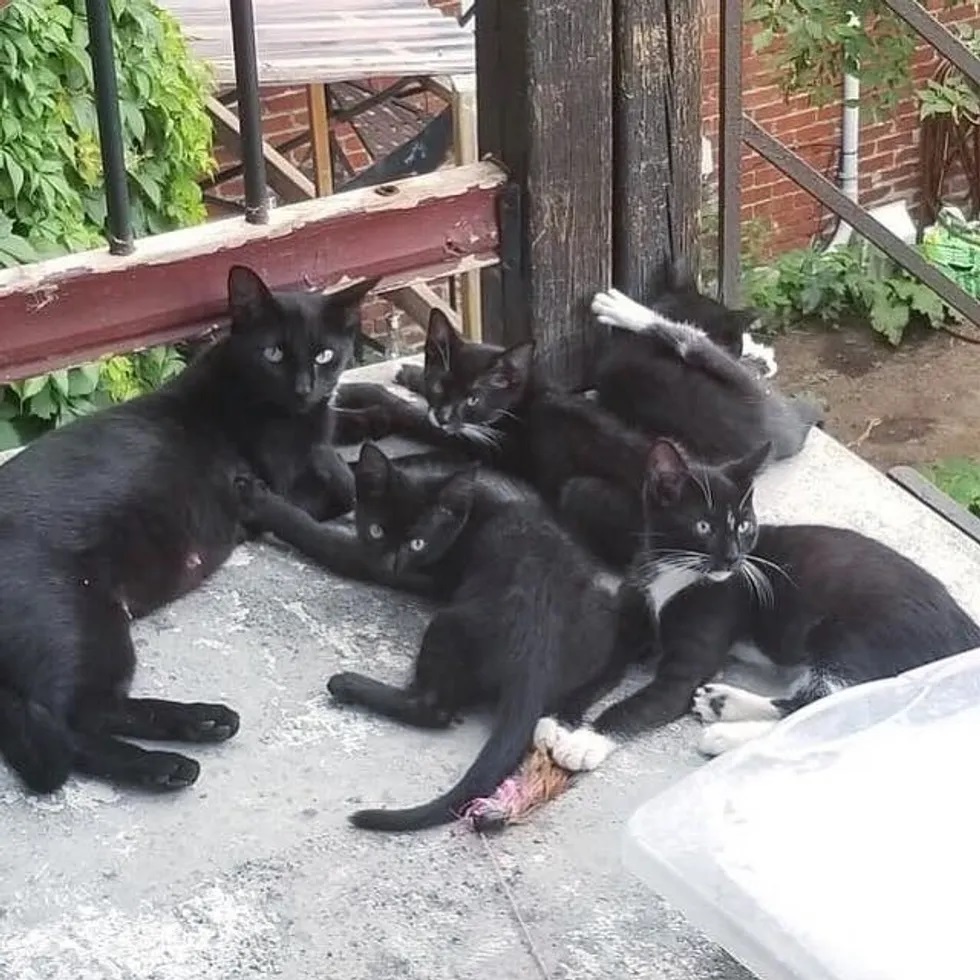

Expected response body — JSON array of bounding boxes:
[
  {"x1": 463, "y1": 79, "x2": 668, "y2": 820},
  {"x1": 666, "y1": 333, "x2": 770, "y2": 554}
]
[{"x1": 158, "y1": 0, "x2": 475, "y2": 85}]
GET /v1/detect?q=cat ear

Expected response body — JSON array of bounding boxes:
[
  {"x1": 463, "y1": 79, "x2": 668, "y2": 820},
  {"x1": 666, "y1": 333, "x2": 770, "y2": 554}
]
[
  {"x1": 646, "y1": 438, "x2": 690, "y2": 504},
  {"x1": 228, "y1": 265, "x2": 274, "y2": 329},
  {"x1": 437, "y1": 467, "x2": 478, "y2": 524},
  {"x1": 486, "y1": 341, "x2": 535, "y2": 390},
  {"x1": 354, "y1": 442, "x2": 391, "y2": 497},
  {"x1": 723, "y1": 441, "x2": 771, "y2": 486},
  {"x1": 425, "y1": 309, "x2": 463, "y2": 368},
  {"x1": 327, "y1": 277, "x2": 381, "y2": 333}
]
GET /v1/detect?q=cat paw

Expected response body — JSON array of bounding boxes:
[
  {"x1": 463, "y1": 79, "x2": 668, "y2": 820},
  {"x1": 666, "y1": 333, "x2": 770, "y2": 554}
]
[
  {"x1": 327, "y1": 672, "x2": 367, "y2": 704},
  {"x1": 692, "y1": 684, "x2": 728, "y2": 723},
  {"x1": 698, "y1": 720, "x2": 777, "y2": 757},
  {"x1": 692, "y1": 684, "x2": 780, "y2": 723},
  {"x1": 393, "y1": 363, "x2": 425, "y2": 393},
  {"x1": 175, "y1": 703, "x2": 240, "y2": 743},
  {"x1": 549, "y1": 726, "x2": 618, "y2": 772},
  {"x1": 590, "y1": 288, "x2": 655, "y2": 332},
  {"x1": 740, "y1": 333, "x2": 778, "y2": 378},
  {"x1": 138, "y1": 752, "x2": 200, "y2": 790},
  {"x1": 533, "y1": 716, "x2": 565, "y2": 752}
]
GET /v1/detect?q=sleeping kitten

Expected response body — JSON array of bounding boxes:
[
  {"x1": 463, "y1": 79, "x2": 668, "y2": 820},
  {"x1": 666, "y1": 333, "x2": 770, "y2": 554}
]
[
  {"x1": 536, "y1": 437, "x2": 980, "y2": 769},
  {"x1": 239, "y1": 444, "x2": 626, "y2": 831},
  {"x1": 0, "y1": 265, "x2": 374, "y2": 795},
  {"x1": 589, "y1": 272, "x2": 821, "y2": 464}
]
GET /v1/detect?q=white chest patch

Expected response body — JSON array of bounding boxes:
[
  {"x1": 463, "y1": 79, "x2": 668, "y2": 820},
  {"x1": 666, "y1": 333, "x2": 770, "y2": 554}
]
[{"x1": 644, "y1": 566, "x2": 702, "y2": 619}]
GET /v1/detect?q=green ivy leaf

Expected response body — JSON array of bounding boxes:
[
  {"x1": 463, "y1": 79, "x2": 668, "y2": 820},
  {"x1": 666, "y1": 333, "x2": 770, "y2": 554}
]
[
  {"x1": 50, "y1": 368, "x2": 70, "y2": 396},
  {"x1": 19, "y1": 375, "x2": 49, "y2": 400},
  {"x1": 27, "y1": 386, "x2": 57, "y2": 420},
  {"x1": 869, "y1": 294, "x2": 910, "y2": 345}
]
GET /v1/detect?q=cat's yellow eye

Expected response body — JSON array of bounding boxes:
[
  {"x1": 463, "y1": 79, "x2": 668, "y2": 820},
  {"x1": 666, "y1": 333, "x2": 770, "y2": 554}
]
[
  {"x1": 263, "y1": 346, "x2": 284, "y2": 364},
  {"x1": 738, "y1": 519, "x2": 753, "y2": 534},
  {"x1": 465, "y1": 393, "x2": 479, "y2": 407},
  {"x1": 409, "y1": 538, "x2": 426, "y2": 552},
  {"x1": 315, "y1": 349, "x2": 334, "y2": 365},
  {"x1": 695, "y1": 519, "x2": 712, "y2": 535},
  {"x1": 368, "y1": 523, "x2": 384, "y2": 540}
]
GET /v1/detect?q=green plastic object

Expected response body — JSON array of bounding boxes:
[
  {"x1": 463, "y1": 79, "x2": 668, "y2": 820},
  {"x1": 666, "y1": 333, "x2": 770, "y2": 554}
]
[{"x1": 922, "y1": 206, "x2": 980, "y2": 298}]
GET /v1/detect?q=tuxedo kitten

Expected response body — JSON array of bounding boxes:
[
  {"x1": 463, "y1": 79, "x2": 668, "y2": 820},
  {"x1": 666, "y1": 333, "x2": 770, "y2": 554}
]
[
  {"x1": 590, "y1": 282, "x2": 822, "y2": 465},
  {"x1": 537, "y1": 437, "x2": 980, "y2": 769}
]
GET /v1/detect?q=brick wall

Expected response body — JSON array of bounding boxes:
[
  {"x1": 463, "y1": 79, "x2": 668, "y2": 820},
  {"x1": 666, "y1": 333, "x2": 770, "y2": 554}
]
[{"x1": 702, "y1": 0, "x2": 980, "y2": 255}]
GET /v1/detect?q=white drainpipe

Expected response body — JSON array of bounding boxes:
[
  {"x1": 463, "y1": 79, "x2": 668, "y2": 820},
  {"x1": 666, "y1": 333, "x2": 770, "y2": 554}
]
[{"x1": 827, "y1": 18, "x2": 861, "y2": 249}]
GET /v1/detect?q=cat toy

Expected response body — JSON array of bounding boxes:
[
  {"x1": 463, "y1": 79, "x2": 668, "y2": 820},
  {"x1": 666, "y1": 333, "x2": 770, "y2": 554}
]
[{"x1": 459, "y1": 746, "x2": 574, "y2": 832}]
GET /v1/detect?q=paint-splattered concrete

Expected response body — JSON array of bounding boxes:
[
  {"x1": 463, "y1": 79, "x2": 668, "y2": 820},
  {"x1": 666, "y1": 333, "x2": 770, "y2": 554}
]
[{"x1": 1, "y1": 375, "x2": 979, "y2": 979}]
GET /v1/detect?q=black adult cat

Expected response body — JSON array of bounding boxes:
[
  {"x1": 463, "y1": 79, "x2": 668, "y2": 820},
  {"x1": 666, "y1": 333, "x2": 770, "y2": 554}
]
[
  {"x1": 536, "y1": 437, "x2": 980, "y2": 771},
  {"x1": 589, "y1": 261, "x2": 822, "y2": 464},
  {"x1": 239, "y1": 443, "x2": 625, "y2": 831},
  {"x1": 0, "y1": 265, "x2": 374, "y2": 795}
]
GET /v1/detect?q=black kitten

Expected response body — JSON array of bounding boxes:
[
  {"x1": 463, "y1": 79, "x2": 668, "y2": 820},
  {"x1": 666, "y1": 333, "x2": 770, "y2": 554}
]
[
  {"x1": 536, "y1": 437, "x2": 980, "y2": 770},
  {"x1": 335, "y1": 311, "x2": 654, "y2": 567},
  {"x1": 590, "y1": 265, "x2": 821, "y2": 465},
  {"x1": 241, "y1": 444, "x2": 625, "y2": 831},
  {"x1": 0, "y1": 265, "x2": 374, "y2": 795}
]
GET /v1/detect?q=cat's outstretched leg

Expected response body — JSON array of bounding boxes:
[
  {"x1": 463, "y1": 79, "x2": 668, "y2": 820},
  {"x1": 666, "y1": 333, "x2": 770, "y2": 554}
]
[
  {"x1": 327, "y1": 673, "x2": 455, "y2": 729},
  {"x1": 73, "y1": 732, "x2": 200, "y2": 790},
  {"x1": 393, "y1": 363, "x2": 425, "y2": 394},
  {"x1": 74, "y1": 698, "x2": 240, "y2": 743}
]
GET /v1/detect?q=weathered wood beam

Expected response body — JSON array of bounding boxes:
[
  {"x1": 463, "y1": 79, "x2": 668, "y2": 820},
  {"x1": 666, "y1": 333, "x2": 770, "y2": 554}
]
[
  {"x1": 386, "y1": 282, "x2": 461, "y2": 333},
  {"x1": 476, "y1": 0, "x2": 613, "y2": 389},
  {"x1": 207, "y1": 95, "x2": 317, "y2": 203},
  {"x1": 613, "y1": 0, "x2": 702, "y2": 301},
  {"x1": 307, "y1": 84, "x2": 335, "y2": 196},
  {"x1": 0, "y1": 162, "x2": 506, "y2": 381}
]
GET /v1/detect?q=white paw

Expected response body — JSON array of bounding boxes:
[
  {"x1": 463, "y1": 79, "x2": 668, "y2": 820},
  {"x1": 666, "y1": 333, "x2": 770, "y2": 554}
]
[
  {"x1": 590, "y1": 289, "x2": 655, "y2": 331},
  {"x1": 550, "y1": 726, "x2": 618, "y2": 772},
  {"x1": 692, "y1": 684, "x2": 780, "y2": 723},
  {"x1": 698, "y1": 720, "x2": 777, "y2": 757},
  {"x1": 533, "y1": 716, "x2": 565, "y2": 752},
  {"x1": 741, "y1": 333, "x2": 778, "y2": 378}
]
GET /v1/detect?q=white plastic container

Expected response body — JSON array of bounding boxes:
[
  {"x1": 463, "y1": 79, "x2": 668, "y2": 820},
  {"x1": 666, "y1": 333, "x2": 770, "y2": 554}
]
[{"x1": 624, "y1": 647, "x2": 980, "y2": 980}]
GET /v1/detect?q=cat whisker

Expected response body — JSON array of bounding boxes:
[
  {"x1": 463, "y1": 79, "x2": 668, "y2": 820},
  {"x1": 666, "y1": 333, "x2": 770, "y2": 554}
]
[{"x1": 747, "y1": 554, "x2": 794, "y2": 587}]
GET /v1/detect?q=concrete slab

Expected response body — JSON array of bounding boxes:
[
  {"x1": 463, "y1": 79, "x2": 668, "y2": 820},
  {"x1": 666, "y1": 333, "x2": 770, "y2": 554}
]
[{"x1": 1, "y1": 370, "x2": 979, "y2": 980}]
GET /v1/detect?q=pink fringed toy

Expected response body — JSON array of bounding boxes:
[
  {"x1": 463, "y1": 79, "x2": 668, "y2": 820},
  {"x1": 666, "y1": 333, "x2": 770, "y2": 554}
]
[{"x1": 459, "y1": 747, "x2": 574, "y2": 832}]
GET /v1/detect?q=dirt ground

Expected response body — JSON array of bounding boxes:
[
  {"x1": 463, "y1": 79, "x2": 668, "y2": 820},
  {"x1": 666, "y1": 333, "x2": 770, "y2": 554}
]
[{"x1": 773, "y1": 323, "x2": 980, "y2": 472}]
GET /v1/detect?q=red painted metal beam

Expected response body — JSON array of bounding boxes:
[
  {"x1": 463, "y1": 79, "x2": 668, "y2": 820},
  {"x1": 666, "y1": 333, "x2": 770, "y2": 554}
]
[{"x1": 0, "y1": 162, "x2": 506, "y2": 381}]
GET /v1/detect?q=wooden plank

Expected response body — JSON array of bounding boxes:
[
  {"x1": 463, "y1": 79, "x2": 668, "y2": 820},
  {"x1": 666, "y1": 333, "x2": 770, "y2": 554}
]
[
  {"x1": 450, "y1": 73, "x2": 483, "y2": 341},
  {"x1": 476, "y1": 0, "x2": 613, "y2": 389},
  {"x1": 613, "y1": 0, "x2": 702, "y2": 301},
  {"x1": 208, "y1": 96, "x2": 316, "y2": 204},
  {"x1": 0, "y1": 162, "x2": 506, "y2": 381},
  {"x1": 387, "y1": 283, "x2": 461, "y2": 332},
  {"x1": 307, "y1": 84, "x2": 334, "y2": 196}
]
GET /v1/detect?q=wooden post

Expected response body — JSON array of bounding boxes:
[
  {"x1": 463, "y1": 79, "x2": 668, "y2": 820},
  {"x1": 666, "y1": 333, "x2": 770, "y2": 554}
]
[
  {"x1": 307, "y1": 83, "x2": 334, "y2": 197},
  {"x1": 612, "y1": 0, "x2": 702, "y2": 303},
  {"x1": 450, "y1": 74, "x2": 483, "y2": 341},
  {"x1": 476, "y1": 0, "x2": 613, "y2": 389}
]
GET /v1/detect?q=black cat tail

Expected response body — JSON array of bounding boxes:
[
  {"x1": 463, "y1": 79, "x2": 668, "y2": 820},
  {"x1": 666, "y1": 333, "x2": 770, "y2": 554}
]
[
  {"x1": 349, "y1": 671, "x2": 547, "y2": 832},
  {"x1": 0, "y1": 687, "x2": 73, "y2": 794}
]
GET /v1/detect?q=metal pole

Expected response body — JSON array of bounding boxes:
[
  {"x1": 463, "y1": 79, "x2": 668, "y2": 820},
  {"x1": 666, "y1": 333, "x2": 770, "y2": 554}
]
[
  {"x1": 229, "y1": 0, "x2": 269, "y2": 224},
  {"x1": 83, "y1": 0, "x2": 134, "y2": 256},
  {"x1": 717, "y1": 0, "x2": 743, "y2": 306}
]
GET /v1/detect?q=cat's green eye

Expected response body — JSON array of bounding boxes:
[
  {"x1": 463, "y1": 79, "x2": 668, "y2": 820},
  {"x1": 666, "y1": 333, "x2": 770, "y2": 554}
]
[
  {"x1": 409, "y1": 538, "x2": 426, "y2": 552},
  {"x1": 738, "y1": 519, "x2": 753, "y2": 534},
  {"x1": 695, "y1": 519, "x2": 712, "y2": 535},
  {"x1": 368, "y1": 523, "x2": 384, "y2": 540},
  {"x1": 315, "y1": 349, "x2": 334, "y2": 366},
  {"x1": 465, "y1": 393, "x2": 479, "y2": 407},
  {"x1": 263, "y1": 346, "x2": 284, "y2": 364}
]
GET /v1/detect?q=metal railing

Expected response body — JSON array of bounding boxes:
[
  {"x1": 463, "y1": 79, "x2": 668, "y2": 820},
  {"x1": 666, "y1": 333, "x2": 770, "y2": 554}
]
[
  {"x1": 717, "y1": 0, "x2": 980, "y2": 327},
  {"x1": 83, "y1": 0, "x2": 270, "y2": 252}
]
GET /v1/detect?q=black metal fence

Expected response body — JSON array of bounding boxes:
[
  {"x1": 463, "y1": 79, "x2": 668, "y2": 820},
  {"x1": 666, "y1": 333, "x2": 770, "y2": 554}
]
[
  {"x1": 83, "y1": 0, "x2": 268, "y2": 255},
  {"x1": 717, "y1": 0, "x2": 980, "y2": 328}
]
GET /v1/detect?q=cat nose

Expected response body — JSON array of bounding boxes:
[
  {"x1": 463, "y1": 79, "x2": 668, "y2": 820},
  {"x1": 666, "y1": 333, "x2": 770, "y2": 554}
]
[{"x1": 295, "y1": 374, "x2": 313, "y2": 396}]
